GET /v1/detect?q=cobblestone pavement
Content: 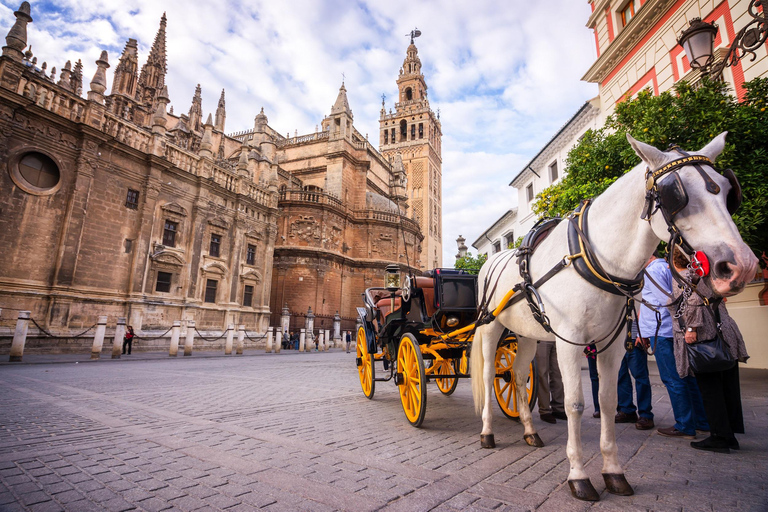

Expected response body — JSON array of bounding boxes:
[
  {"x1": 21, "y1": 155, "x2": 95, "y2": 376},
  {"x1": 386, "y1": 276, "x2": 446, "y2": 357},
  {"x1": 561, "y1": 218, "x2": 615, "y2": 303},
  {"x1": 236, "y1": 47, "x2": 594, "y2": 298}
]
[{"x1": 0, "y1": 350, "x2": 765, "y2": 511}]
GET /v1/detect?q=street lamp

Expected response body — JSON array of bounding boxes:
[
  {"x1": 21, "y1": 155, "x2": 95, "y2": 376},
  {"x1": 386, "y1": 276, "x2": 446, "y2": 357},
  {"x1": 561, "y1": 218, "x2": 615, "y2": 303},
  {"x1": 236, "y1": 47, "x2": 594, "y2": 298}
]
[
  {"x1": 678, "y1": 0, "x2": 767, "y2": 79},
  {"x1": 384, "y1": 264, "x2": 401, "y2": 314}
]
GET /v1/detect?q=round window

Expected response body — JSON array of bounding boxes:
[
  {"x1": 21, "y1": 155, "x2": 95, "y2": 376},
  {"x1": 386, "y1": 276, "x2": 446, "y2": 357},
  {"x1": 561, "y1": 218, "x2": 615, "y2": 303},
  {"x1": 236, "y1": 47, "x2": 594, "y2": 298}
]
[{"x1": 18, "y1": 152, "x2": 60, "y2": 190}]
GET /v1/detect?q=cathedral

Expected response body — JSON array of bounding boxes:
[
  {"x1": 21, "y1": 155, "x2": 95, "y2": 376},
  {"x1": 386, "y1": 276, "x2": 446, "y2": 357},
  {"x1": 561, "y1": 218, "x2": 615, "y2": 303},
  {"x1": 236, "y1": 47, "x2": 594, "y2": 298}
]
[{"x1": 0, "y1": 2, "x2": 442, "y2": 340}]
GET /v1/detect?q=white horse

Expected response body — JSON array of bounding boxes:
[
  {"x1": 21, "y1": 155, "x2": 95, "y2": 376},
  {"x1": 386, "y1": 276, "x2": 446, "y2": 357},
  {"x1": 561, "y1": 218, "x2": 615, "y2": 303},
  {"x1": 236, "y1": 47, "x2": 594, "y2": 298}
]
[{"x1": 470, "y1": 133, "x2": 758, "y2": 501}]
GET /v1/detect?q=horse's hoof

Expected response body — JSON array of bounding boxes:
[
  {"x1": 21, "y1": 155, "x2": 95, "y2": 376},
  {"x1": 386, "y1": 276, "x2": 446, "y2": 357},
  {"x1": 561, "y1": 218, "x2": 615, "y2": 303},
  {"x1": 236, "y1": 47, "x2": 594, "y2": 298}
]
[
  {"x1": 480, "y1": 434, "x2": 496, "y2": 448},
  {"x1": 524, "y1": 433, "x2": 544, "y2": 447},
  {"x1": 603, "y1": 473, "x2": 634, "y2": 496},
  {"x1": 568, "y1": 479, "x2": 600, "y2": 501}
]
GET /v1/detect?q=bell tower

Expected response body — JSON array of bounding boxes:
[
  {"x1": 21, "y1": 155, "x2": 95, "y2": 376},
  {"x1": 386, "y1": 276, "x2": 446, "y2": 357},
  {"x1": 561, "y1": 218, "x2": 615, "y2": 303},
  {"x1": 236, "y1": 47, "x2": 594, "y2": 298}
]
[{"x1": 379, "y1": 30, "x2": 442, "y2": 270}]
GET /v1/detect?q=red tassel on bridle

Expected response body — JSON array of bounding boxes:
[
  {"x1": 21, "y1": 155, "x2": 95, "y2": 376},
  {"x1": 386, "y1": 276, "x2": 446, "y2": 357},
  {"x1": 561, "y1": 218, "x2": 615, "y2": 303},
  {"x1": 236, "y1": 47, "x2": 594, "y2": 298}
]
[{"x1": 691, "y1": 251, "x2": 710, "y2": 277}]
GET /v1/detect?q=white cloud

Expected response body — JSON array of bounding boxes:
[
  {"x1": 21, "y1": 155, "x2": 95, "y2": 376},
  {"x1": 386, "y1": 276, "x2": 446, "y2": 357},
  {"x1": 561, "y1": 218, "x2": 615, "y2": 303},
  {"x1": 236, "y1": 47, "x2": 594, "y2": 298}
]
[{"x1": 0, "y1": 0, "x2": 598, "y2": 266}]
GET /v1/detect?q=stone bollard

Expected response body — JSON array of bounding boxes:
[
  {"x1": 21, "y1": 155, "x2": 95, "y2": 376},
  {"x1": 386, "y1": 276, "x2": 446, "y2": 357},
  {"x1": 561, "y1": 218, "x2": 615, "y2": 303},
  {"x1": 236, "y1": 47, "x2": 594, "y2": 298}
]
[
  {"x1": 225, "y1": 324, "x2": 234, "y2": 355},
  {"x1": 333, "y1": 312, "x2": 341, "y2": 346},
  {"x1": 91, "y1": 316, "x2": 108, "y2": 359},
  {"x1": 299, "y1": 328, "x2": 306, "y2": 352},
  {"x1": 112, "y1": 318, "x2": 126, "y2": 359},
  {"x1": 275, "y1": 328, "x2": 282, "y2": 354},
  {"x1": 318, "y1": 330, "x2": 325, "y2": 352},
  {"x1": 184, "y1": 320, "x2": 195, "y2": 356},
  {"x1": 326, "y1": 329, "x2": 331, "y2": 350},
  {"x1": 169, "y1": 321, "x2": 181, "y2": 357},
  {"x1": 9, "y1": 311, "x2": 30, "y2": 362},
  {"x1": 266, "y1": 326, "x2": 274, "y2": 353},
  {"x1": 236, "y1": 325, "x2": 244, "y2": 355}
]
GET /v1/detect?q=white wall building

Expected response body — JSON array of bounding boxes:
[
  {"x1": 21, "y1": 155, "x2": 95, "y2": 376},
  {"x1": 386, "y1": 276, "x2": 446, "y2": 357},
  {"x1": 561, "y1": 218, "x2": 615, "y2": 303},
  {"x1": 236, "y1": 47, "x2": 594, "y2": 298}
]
[{"x1": 471, "y1": 209, "x2": 517, "y2": 258}]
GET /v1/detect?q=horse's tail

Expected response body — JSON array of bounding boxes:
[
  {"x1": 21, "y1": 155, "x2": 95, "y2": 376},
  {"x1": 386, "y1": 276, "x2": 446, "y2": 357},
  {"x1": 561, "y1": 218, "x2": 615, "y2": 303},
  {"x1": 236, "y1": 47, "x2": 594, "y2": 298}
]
[{"x1": 471, "y1": 326, "x2": 485, "y2": 415}]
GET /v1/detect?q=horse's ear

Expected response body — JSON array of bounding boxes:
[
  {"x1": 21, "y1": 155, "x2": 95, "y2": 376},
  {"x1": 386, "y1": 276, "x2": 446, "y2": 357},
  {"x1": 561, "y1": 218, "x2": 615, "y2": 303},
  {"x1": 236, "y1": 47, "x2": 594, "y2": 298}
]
[
  {"x1": 627, "y1": 133, "x2": 667, "y2": 169},
  {"x1": 698, "y1": 131, "x2": 728, "y2": 161}
]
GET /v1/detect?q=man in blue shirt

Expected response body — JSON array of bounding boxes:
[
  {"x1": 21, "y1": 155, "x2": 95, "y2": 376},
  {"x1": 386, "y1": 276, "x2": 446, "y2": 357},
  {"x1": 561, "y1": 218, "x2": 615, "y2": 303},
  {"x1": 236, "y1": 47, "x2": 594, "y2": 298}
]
[{"x1": 638, "y1": 249, "x2": 709, "y2": 439}]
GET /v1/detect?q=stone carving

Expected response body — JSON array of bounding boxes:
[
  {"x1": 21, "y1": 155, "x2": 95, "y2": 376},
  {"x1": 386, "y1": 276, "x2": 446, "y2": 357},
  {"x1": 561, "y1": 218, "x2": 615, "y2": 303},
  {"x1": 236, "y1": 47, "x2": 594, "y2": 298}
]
[
  {"x1": 289, "y1": 216, "x2": 320, "y2": 242},
  {"x1": 372, "y1": 233, "x2": 393, "y2": 255},
  {"x1": 208, "y1": 217, "x2": 229, "y2": 230},
  {"x1": 160, "y1": 202, "x2": 188, "y2": 217}
]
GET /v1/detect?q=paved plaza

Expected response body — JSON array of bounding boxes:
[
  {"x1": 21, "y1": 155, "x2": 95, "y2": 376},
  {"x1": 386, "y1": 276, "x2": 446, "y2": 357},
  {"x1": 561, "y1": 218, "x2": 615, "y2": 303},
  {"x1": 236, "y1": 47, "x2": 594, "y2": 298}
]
[{"x1": 0, "y1": 349, "x2": 766, "y2": 511}]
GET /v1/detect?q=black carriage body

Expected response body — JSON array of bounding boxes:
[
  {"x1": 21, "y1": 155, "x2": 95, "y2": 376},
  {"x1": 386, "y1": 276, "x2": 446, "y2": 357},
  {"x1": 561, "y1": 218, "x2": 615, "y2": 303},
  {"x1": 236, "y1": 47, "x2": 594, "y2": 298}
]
[{"x1": 358, "y1": 268, "x2": 478, "y2": 353}]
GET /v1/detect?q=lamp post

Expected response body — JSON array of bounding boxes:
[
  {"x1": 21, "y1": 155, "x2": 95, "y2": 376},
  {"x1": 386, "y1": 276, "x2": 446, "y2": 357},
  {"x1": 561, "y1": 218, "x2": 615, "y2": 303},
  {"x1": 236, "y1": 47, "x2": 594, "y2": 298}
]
[
  {"x1": 384, "y1": 264, "x2": 401, "y2": 313},
  {"x1": 678, "y1": 0, "x2": 767, "y2": 80}
]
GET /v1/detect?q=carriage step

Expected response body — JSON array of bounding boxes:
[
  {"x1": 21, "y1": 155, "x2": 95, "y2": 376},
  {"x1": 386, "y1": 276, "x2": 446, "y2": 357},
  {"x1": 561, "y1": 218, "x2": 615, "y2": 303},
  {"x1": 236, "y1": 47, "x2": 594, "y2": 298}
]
[
  {"x1": 395, "y1": 372, "x2": 404, "y2": 385},
  {"x1": 355, "y1": 357, "x2": 362, "y2": 367}
]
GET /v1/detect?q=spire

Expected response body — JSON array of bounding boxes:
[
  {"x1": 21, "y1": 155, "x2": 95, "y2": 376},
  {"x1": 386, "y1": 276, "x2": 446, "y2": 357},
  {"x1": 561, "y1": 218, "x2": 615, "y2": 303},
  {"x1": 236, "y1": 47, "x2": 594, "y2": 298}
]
[
  {"x1": 138, "y1": 12, "x2": 167, "y2": 106},
  {"x1": 72, "y1": 59, "x2": 83, "y2": 96},
  {"x1": 188, "y1": 84, "x2": 202, "y2": 132},
  {"x1": 88, "y1": 50, "x2": 110, "y2": 103},
  {"x1": 199, "y1": 113, "x2": 214, "y2": 159},
  {"x1": 111, "y1": 38, "x2": 138, "y2": 97},
  {"x1": 214, "y1": 88, "x2": 226, "y2": 132},
  {"x1": 2, "y1": 2, "x2": 32, "y2": 62},
  {"x1": 330, "y1": 81, "x2": 352, "y2": 118},
  {"x1": 58, "y1": 60, "x2": 71, "y2": 89}
]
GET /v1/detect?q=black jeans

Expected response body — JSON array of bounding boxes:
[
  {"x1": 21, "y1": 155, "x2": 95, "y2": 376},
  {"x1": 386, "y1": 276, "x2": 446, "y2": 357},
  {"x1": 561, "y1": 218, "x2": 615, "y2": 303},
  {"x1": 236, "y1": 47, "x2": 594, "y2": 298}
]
[
  {"x1": 122, "y1": 338, "x2": 132, "y2": 355},
  {"x1": 694, "y1": 364, "x2": 744, "y2": 439}
]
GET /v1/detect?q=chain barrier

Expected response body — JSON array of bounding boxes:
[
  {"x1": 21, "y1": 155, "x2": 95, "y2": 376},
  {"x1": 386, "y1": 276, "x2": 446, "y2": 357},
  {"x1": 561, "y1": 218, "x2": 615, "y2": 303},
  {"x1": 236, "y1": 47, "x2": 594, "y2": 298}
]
[
  {"x1": 29, "y1": 317, "x2": 97, "y2": 338},
  {"x1": 194, "y1": 327, "x2": 232, "y2": 342},
  {"x1": 134, "y1": 326, "x2": 173, "y2": 342},
  {"x1": 243, "y1": 329, "x2": 268, "y2": 343}
]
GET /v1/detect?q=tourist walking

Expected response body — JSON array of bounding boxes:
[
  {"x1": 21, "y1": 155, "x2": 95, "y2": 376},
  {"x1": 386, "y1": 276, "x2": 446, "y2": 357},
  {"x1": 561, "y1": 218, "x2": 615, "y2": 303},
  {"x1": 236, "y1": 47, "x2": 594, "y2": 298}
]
[
  {"x1": 670, "y1": 249, "x2": 748, "y2": 453},
  {"x1": 535, "y1": 340, "x2": 567, "y2": 423},
  {"x1": 639, "y1": 249, "x2": 708, "y2": 440},
  {"x1": 122, "y1": 326, "x2": 135, "y2": 355},
  {"x1": 346, "y1": 331, "x2": 352, "y2": 353}
]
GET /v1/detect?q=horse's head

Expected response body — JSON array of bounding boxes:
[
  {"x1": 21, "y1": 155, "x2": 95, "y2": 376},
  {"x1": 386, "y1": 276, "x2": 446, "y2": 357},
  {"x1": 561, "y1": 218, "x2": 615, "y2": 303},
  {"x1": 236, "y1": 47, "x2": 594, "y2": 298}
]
[{"x1": 628, "y1": 132, "x2": 758, "y2": 297}]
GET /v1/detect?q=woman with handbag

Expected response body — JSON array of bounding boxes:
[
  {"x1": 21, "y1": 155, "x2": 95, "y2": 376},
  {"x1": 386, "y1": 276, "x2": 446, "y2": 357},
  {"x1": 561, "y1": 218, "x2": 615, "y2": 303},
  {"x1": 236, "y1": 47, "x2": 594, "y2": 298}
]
[{"x1": 671, "y1": 248, "x2": 750, "y2": 454}]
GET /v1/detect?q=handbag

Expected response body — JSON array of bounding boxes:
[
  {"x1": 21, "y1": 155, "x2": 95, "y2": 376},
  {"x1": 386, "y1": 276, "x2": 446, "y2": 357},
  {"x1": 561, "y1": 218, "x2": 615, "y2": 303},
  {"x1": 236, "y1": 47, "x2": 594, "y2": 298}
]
[{"x1": 680, "y1": 301, "x2": 736, "y2": 374}]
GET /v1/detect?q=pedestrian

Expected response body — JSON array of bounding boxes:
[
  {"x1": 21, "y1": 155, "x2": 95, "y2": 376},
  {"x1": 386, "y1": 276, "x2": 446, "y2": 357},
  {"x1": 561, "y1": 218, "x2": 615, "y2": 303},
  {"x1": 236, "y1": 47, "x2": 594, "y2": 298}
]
[
  {"x1": 670, "y1": 248, "x2": 749, "y2": 453},
  {"x1": 535, "y1": 340, "x2": 567, "y2": 423},
  {"x1": 291, "y1": 331, "x2": 299, "y2": 350},
  {"x1": 346, "y1": 331, "x2": 352, "y2": 353},
  {"x1": 584, "y1": 344, "x2": 600, "y2": 418},
  {"x1": 615, "y1": 317, "x2": 655, "y2": 430},
  {"x1": 282, "y1": 329, "x2": 290, "y2": 350},
  {"x1": 315, "y1": 332, "x2": 319, "y2": 351},
  {"x1": 638, "y1": 248, "x2": 708, "y2": 440},
  {"x1": 123, "y1": 325, "x2": 135, "y2": 355}
]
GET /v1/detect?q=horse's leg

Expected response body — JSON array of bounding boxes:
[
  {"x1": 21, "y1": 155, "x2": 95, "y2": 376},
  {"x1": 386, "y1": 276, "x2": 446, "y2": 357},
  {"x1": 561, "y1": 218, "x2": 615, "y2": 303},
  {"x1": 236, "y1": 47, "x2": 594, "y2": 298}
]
[
  {"x1": 597, "y1": 339, "x2": 634, "y2": 496},
  {"x1": 556, "y1": 339, "x2": 600, "y2": 501},
  {"x1": 472, "y1": 322, "x2": 505, "y2": 448},
  {"x1": 513, "y1": 336, "x2": 543, "y2": 447}
]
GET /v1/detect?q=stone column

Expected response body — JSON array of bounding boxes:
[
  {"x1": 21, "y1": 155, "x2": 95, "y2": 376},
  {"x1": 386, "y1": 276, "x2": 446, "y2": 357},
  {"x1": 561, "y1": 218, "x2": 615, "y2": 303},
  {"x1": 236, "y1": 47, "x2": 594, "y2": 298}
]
[
  {"x1": 9, "y1": 311, "x2": 30, "y2": 362},
  {"x1": 326, "y1": 329, "x2": 331, "y2": 350},
  {"x1": 305, "y1": 307, "x2": 315, "y2": 349},
  {"x1": 184, "y1": 320, "x2": 195, "y2": 356},
  {"x1": 333, "y1": 312, "x2": 341, "y2": 346},
  {"x1": 225, "y1": 324, "x2": 234, "y2": 355},
  {"x1": 169, "y1": 320, "x2": 181, "y2": 357},
  {"x1": 236, "y1": 325, "x2": 244, "y2": 355},
  {"x1": 318, "y1": 330, "x2": 325, "y2": 352},
  {"x1": 280, "y1": 303, "x2": 290, "y2": 338},
  {"x1": 275, "y1": 326, "x2": 282, "y2": 354},
  {"x1": 299, "y1": 328, "x2": 306, "y2": 352},
  {"x1": 90, "y1": 316, "x2": 108, "y2": 359},
  {"x1": 266, "y1": 326, "x2": 273, "y2": 353},
  {"x1": 112, "y1": 318, "x2": 125, "y2": 359}
]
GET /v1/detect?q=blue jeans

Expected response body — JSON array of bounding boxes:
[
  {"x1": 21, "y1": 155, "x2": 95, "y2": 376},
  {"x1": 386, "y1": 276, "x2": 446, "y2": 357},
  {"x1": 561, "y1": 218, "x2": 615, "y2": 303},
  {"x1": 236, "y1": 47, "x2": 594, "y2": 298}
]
[
  {"x1": 617, "y1": 347, "x2": 653, "y2": 419},
  {"x1": 653, "y1": 336, "x2": 709, "y2": 435}
]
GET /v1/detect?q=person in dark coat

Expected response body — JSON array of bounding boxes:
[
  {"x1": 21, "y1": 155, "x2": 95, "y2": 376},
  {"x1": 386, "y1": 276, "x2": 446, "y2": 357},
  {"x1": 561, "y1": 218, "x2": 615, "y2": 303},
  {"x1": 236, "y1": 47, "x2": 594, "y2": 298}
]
[{"x1": 123, "y1": 326, "x2": 135, "y2": 355}]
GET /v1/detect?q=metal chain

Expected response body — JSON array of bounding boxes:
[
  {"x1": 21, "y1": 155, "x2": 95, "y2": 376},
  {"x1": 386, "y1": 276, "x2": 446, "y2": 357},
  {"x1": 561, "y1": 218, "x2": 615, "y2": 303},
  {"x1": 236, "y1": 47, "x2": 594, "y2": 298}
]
[
  {"x1": 29, "y1": 317, "x2": 98, "y2": 338},
  {"x1": 133, "y1": 326, "x2": 173, "y2": 341},
  {"x1": 194, "y1": 327, "x2": 231, "y2": 342},
  {"x1": 243, "y1": 330, "x2": 267, "y2": 342}
]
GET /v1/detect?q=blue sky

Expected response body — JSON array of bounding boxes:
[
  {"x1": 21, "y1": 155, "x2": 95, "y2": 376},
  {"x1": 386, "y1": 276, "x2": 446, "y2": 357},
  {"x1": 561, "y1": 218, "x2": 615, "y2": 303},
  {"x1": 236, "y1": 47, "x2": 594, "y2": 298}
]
[{"x1": 0, "y1": 0, "x2": 599, "y2": 265}]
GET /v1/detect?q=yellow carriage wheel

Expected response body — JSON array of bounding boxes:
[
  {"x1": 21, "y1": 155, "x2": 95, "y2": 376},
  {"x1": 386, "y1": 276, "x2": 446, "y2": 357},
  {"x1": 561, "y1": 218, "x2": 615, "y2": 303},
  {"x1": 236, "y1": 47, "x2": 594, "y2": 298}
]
[
  {"x1": 397, "y1": 333, "x2": 427, "y2": 427},
  {"x1": 433, "y1": 358, "x2": 458, "y2": 396},
  {"x1": 493, "y1": 342, "x2": 538, "y2": 420},
  {"x1": 458, "y1": 352, "x2": 470, "y2": 375},
  {"x1": 356, "y1": 326, "x2": 375, "y2": 399}
]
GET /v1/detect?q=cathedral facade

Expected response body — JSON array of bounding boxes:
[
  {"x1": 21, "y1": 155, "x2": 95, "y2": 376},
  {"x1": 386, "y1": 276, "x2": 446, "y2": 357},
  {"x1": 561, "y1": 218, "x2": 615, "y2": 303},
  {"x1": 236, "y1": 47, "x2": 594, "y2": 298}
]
[{"x1": 0, "y1": 2, "x2": 433, "y2": 340}]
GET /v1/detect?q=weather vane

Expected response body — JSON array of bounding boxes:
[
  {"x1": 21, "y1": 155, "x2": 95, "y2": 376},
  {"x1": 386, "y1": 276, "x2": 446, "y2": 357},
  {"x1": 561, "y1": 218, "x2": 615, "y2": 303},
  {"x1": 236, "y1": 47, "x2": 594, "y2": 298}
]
[
  {"x1": 381, "y1": 93, "x2": 386, "y2": 106},
  {"x1": 407, "y1": 28, "x2": 422, "y2": 44}
]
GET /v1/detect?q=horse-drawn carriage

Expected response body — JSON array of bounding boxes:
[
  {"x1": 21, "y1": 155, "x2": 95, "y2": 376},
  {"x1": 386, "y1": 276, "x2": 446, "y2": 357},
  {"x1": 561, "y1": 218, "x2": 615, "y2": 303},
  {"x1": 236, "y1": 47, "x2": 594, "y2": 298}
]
[{"x1": 355, "y1": 264, "x2": 537, "y2": 427}]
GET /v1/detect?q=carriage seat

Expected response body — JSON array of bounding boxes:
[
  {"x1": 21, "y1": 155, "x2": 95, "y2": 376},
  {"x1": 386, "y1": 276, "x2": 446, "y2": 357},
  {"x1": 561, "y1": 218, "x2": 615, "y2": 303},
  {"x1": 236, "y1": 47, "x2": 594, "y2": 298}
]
[
  {"x1": 376, "y1": 296, "x2": 402, "y2": 319},
  {"x1": 414, "y1": 277, "x2": 436, "y2": 317}
]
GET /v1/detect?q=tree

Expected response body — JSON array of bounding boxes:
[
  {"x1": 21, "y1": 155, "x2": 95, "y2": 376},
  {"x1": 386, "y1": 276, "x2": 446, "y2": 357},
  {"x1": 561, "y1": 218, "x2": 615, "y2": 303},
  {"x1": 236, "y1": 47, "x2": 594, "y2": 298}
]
[
  {"x1": 534, "y1": 78, "x2": 768, "y2": 260},
  {"x1": 454, "y1": 252, "x2": 487, "y2": 272}
]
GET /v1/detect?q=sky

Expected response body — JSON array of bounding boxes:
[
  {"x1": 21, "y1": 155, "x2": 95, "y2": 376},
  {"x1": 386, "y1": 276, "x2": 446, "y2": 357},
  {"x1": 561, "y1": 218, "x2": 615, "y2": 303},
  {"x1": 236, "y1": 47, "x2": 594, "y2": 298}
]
[{"x1": 0, "y1": 0, "x2": 599, "y2": 266}]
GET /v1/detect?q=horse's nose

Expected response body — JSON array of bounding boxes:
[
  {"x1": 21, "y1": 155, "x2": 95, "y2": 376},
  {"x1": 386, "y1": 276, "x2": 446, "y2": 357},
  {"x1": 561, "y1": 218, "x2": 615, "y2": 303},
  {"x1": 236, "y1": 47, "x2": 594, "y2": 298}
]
[{"x1": 712, "y1": 259, "x2": 735, "y2": 281}]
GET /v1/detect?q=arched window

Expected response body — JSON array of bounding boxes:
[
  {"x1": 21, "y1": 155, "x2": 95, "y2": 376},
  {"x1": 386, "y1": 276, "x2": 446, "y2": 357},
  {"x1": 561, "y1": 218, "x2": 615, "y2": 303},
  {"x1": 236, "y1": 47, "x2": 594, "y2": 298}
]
[
  {"x1": 411, "y1": 125, "x2": 415, "y2": 140},
  {"x1": 405, "y1": 87, "x2": 412, "y2": 101},
  {"x1": 400, "y1": 120, "x2": 407, "y2": 141},
  {"x1": 384, "y1": 130, "x2": 388, "y2": 144},
  {"x1": 418, "y1": 123, "x2": 423, "y2": 139}
]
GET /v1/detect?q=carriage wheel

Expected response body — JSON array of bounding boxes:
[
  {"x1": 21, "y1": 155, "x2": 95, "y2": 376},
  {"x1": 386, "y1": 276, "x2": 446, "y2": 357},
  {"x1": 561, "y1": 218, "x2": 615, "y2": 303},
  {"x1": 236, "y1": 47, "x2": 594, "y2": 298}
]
[
  {"x1": 458, "y1": 351, "x2": 470, "y2": 375},
  {"x1": 493, "y1": 342, "x2": 538, "y2": 420},
  {"x1": 433, "y1": 358, "x2": 458, "y2": 396},
  {"x1": 397, "y1": 333, "x2": 427, "y2": 427},
  {"x1": 356, "y1": 326, "x2": 375, "y2": 399}
]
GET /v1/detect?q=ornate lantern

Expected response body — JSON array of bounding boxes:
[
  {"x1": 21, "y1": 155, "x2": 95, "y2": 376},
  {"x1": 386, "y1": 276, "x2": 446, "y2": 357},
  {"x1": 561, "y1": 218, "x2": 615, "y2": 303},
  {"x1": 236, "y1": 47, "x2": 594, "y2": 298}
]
[
  {"x1": 678, "y1": 18, "x2": 718, "y2": 69},
  {"x1": 384, "y1": 264, "x2": 401, "y2": 291}
]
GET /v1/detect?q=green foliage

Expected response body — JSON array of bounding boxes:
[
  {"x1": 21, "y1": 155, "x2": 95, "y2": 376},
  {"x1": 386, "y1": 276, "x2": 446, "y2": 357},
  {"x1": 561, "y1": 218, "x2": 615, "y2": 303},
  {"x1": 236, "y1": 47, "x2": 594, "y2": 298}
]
[
  {"x1": 454, "y1": 252, "x2": 488, "y2": 271},
  {"x1": 510, "y1": 236, "x2": 523, "y2": 249},
  {"x1": 533, "y1": 78, "x2": 768, "y2": 257}
]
